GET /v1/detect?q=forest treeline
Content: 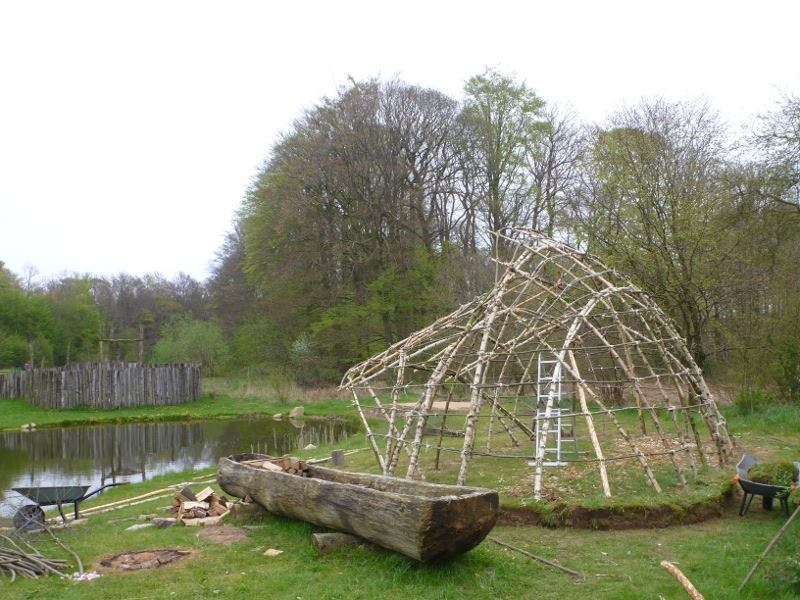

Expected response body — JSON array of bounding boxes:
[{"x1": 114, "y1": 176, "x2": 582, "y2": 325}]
[{"x1": 2, "y1": 70, "x2": 799, "y2": 400}]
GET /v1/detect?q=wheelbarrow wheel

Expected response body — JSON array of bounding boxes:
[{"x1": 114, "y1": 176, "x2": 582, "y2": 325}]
[{"x1": 13, "y1": 504, "x2": 45, "y2": 531}]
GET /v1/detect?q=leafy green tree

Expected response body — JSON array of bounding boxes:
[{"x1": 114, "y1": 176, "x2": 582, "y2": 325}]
[
  {"x1": 208, "y1": 223, "x2": 259, "y2": 336},
  {"x1": 90, "y1": 272, "x2": 207, "y2": 362},
  {"x1": 0, "y1": 268, "x2": 54, "y2": 367},
  {"x1": 721, "y1": 95, "x2": 800, "y2": 396},
  {"x1": 45, "y1": 276, "x2": 103, "y2": 364},
  {"x1": 461, "y1": 69, "x2": 547, "y2": 250},
  {"x1": 240, "y1": 79, "x2": 471, "y2": 380},
  {"x1": 0, "y1": 333, "x2": 28, "y2": 367},
  {"x1": 153, "y1": 317, "x2": 229, "y2": 375}
]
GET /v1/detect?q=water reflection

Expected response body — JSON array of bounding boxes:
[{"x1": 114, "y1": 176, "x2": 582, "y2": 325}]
[{"x1": 0, "y1": 417, "x2": 354, "y2": 516}]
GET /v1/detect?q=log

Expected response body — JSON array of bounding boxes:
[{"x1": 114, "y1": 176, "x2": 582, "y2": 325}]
[
  {"x1": 218, "y1": 452, "x2": 498, "y2": 562},
  {"x1": 311, "y1": 532, "x2": 363, "y2": 554},
  {"x1": 178, "y1": 487, "x2": 197, "y2": 501},
  {"x1": 661, "y1": 561, "x2": 704, "y2": 600}
]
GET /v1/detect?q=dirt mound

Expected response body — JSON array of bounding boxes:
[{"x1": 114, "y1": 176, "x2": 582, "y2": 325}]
[{"x1": 498, "y1": 486, "x2": 737, "y2": 530}]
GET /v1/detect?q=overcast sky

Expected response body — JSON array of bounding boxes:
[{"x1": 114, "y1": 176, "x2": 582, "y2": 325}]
[{"x1": 1, "y1": 0, "x2": 798, "y2": 283}]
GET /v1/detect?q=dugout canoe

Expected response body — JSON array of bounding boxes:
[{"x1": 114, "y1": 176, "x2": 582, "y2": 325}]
[{"x1": 217, "y1": 453, "x2": 499, "y2": 562}]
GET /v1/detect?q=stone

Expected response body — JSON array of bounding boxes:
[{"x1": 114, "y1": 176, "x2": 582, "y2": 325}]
[{"x1": 152, "y1": 517, "x2": 178, "y2": 528}]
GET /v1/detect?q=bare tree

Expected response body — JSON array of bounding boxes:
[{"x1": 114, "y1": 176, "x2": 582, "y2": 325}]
[
  {"x1": 575, "y1": 99, "x2": 733, "y2": 367},
  {"x1": 524, "y1": 105, "x2": 586, "y2": 237},
  {"x1": 750, "y1": 91, "x2": 800, "y2": 212}
]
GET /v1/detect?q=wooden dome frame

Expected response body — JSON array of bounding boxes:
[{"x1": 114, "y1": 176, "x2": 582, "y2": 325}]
[{"x1": 341, "y1": 230, "x2": 733, "y2": 498}]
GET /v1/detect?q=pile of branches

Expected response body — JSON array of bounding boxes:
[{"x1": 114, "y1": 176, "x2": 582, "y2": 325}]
[{"x1": 0, "y1": 535, "x2": 70, "y2": 581}]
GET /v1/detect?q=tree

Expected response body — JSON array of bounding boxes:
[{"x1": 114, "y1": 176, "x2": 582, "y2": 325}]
[
  {"x1": 722, "y1": 91, "x2": 800, "y2": 397},
  {"x1": 45, "y1": 276, "x2": 103, "y2": 364},
  {"x1": 750, "y1": 91, "x2": 800, "y2": 212},
  {"x1": 241, "y1": 79, "x2": 471, "y2": 378},
  {"x1": 0, "y1": 269, "x2": 54, "y2": 367},
  {"x1": 90, "y1": 272, "x2": 206, "y2": 362},
  {"x1": 208, "y1": 223, "x2": 255, "y2": 334},
  {"x1": 575, "y1": 99, "x2": 732, "y2": 368},
  {"x1": 153, "y1": 317, "x2": 229, "y2": 375},
  {"x1": 524, "y1": 105, "x2": 586, "y2": 238},
  {"x1": 460, "y1": 69, "x2": 547, "y2": 251}
]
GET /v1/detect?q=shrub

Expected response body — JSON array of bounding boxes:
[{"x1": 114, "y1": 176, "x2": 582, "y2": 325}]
[
  {"x1": 773, "y1": 333, "x2": 800, "y2": 403},
  {"x1": 733, "y1": 386, "x2": 777, "y2": 414}
]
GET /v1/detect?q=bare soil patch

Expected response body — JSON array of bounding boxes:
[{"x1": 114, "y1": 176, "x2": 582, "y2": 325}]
[
  {"x1": 195, "y1": 523, "x2": 249, "y2": 544},
  {"x1": 99, "y1": 549, "x2": 191, "y2": 571}
]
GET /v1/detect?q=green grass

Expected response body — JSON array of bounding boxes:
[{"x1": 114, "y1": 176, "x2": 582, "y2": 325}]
[
  {"x1": 0, "y1": 377, "x2": 353, "y2": 432},
  {"x1": 1, "y1": 476, "x2": 797, "y2": 599},
  {"x1": 2, "y1": 380, "x2": 800, "y2": 597}
]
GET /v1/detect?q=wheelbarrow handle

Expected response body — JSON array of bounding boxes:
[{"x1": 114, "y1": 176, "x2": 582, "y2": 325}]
[
  {"x1": 79, "y1": 481, "x2": 129, "y2": 502},
  {"x1": 71, "y1": 482, "x2": 130, "y2": 519}
]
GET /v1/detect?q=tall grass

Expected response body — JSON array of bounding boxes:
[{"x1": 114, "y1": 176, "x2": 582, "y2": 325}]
[{"x1": 203, "y1": 374, "x2": 349, "y2": 405}]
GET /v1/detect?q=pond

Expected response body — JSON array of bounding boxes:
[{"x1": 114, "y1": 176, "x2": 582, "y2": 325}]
[{"x1": 0, "y1": 416, "x2": 355, "y2": 517}]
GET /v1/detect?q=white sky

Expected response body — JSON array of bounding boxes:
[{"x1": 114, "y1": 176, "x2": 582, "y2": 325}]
[{"x1": 1, "y1": 0, "x2": 798, "y2": 283}]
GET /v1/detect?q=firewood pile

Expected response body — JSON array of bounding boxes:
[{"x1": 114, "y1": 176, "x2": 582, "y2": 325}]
[
  {"x1": 246, "y1": 457, "x2": 310, "y2": 477},
  {"x1": 171, "y1": 486, "x2": 230, "y2": 524}
]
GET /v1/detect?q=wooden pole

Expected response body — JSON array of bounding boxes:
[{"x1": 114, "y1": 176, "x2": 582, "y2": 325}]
[
  {"x1": 661, "y1": 561, "x2": 704, "y2": 600},
  {"x1": 739, "y1": 504, "x2": 800, "y2": 591},
  {"x1": 489, "y1": 537, "x2": 583, "y2": 578}
]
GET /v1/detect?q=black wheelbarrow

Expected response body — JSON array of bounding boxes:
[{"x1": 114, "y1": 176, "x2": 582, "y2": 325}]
[
  {"x1": 736, "y1": 454, "x2": 800, "y2": 517},
  {"x1": 12, "y1": 482, "x2": 127, "y2": 527}
]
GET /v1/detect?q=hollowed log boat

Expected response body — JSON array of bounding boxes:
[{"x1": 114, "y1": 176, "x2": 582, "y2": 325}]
[{"x1": 217, "y1": 453, "x2": 499, "y2": 562}]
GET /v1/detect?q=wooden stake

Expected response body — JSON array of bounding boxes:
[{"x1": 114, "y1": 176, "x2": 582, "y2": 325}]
[
  {"x1": 739, "y1": 505, "x2": 800, "y2": 591},
  {"x1": 69, "y1": 487, "x2": 174, "y2": 514},
  {"x1": 660, "y1": 560, "x2": 704, "y2": 600},
  {"x1": 489, "y1": 536, "x2": 583, "y2": 578}
]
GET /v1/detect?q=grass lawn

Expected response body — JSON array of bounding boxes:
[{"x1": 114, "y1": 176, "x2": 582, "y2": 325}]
[
  {"x1": 1, "y1": 463, "x2": 797, "y2": 599},
  {"x1": 1, "y1": 378, "x2": 799, "y2": 598}
]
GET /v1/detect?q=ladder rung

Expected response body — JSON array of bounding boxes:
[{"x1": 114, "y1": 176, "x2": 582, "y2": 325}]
[{"x1": 528, "y1": 460, "x2": 568, "y2": 467}]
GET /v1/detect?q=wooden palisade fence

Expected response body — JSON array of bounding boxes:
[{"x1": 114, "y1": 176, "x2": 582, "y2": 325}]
[{"x1": 0, "y1": 363, "x2": 201, "y2": 409}]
